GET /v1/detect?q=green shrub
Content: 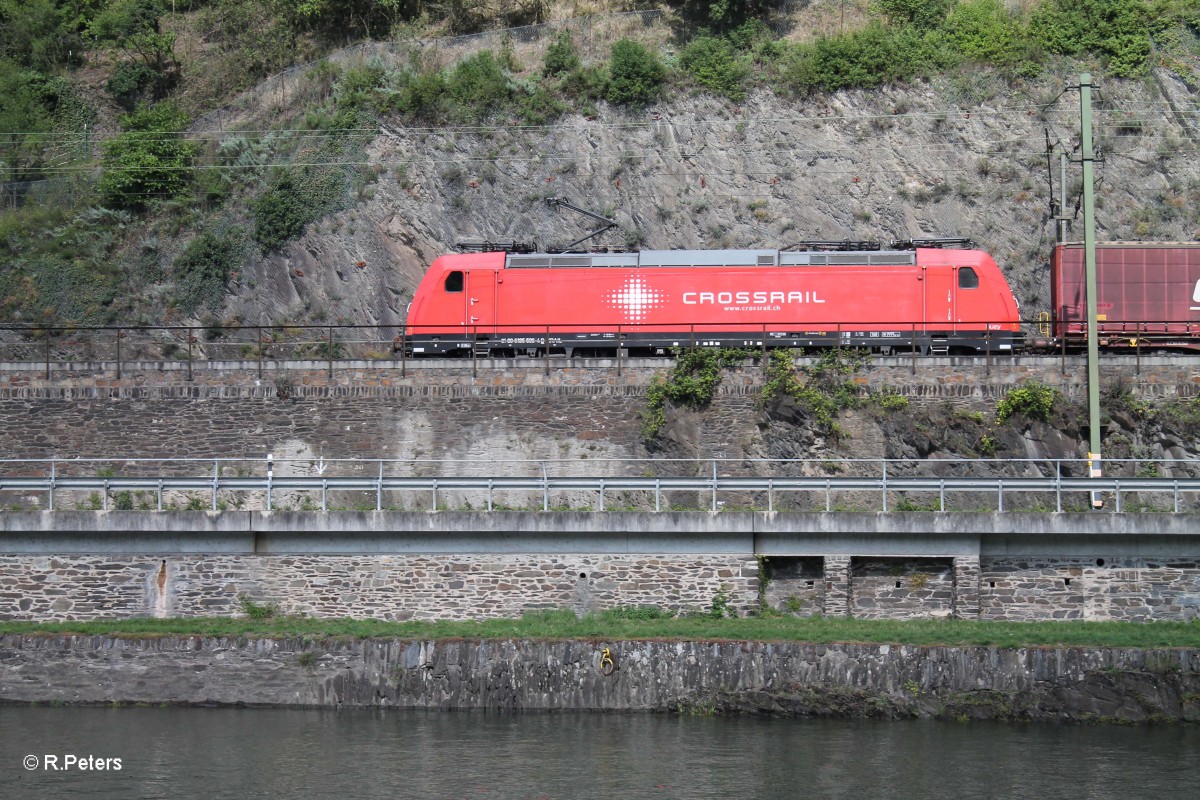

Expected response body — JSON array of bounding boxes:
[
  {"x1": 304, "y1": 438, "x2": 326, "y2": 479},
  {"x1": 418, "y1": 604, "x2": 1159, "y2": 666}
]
[
  {"x1": 336, "y1": 63, "x2": 387, "y2": 109},
  {"x1": 1029, "y1": 0, "x2": 1156, "y2": 77},
  {"x1": 252, "y1": 172, "x2": 310, "y2": 252},
  {"x1": 542, "y1": 30, "x2": 580, "y2": 77},
  {"x1": 448, "y1": 50, "x2": 511, "y2": 119},
  {"x1": 996, "y1": 380, "x2": 1060, "y2": 423},
  {"x1": 559, "y1": 63, "x2": 609, "y2": 105},
  {"x1": 173, "y1": 229, "x2": 245, "y2": 313},
  {"x1": 105, "y1": 60, "x2": 159, "y2": 106},
  {"x1": 679, "y1": 35, "x2": 749, "y2": 100},
  {"x1": 98, "y1": 102, "x2": 197, "y2": 209},
  {"x1": 396, "y1": 68, "x2": 449, "y2": 120},
  {"x1": 783, "y1": 22, "x2": 942, "y2": 93},
  {"x1": 878, "y1": 0, "x2": 956, "y2": 28},
  {"x1": 607, "y1": 39, "x2": 665, "y2": 105}
]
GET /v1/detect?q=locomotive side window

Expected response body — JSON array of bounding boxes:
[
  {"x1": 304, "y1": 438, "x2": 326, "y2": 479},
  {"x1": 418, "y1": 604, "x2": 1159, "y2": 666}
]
[
  {"x1": 958, "y1": 267, "x2": 979, "y2": 289},
  {"x1": 444, "y1": 271, "x2": 464, "y2": 292}
]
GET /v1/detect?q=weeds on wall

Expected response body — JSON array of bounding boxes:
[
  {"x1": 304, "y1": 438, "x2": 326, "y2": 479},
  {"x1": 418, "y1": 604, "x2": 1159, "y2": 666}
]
[
  {"x1": 761, "y1": 348, "x2": 872, "y2": 437},
  {"x1": 642, "y1": 348, "x2": 750, "y2": 438},
  {"x1": 995, "y1": 380, "x2": 1060, "y2": 423}
]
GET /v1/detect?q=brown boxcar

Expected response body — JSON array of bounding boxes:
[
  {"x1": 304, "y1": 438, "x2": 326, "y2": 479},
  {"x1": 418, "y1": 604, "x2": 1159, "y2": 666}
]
[{"x1": 1051, "y1": 242, "x2": 1200, "y2": 348}]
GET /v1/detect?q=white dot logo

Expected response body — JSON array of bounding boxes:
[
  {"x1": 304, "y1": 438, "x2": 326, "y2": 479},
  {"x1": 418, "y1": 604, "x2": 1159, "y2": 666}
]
[{"x1": 606, "y1": 276, "x2": 666, "y2": 322}]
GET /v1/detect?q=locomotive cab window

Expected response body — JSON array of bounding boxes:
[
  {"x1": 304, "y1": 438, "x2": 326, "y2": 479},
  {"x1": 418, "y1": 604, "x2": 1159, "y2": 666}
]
[
  {"x1": 958, "y1": 267, "x2": 979, "y2": 289},
  {"x1": 444, "y1": 271, "x2": 464, "y2": 292}
]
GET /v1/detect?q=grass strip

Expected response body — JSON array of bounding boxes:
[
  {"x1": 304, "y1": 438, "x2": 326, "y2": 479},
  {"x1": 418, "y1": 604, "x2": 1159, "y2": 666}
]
[{"x1": 2, "y1": 612, "x2": 1198, "y2": 649}]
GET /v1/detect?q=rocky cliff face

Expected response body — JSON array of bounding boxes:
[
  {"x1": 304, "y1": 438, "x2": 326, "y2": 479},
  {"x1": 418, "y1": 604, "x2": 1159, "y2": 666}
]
[{"x1": 193, "y1": 16, "x2": 1200, "y2": 333}]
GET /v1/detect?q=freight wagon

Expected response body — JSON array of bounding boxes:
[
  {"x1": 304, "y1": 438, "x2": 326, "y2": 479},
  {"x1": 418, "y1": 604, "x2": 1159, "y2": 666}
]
[{"x1": 1051, "y1": 242, "x2": 1200, "y2": 350}]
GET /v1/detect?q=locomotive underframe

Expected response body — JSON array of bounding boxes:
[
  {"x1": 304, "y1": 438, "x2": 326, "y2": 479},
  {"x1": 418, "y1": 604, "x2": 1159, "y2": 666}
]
[{"x1": 402, "y1": 329, "x2": 1024, "y2": 358}]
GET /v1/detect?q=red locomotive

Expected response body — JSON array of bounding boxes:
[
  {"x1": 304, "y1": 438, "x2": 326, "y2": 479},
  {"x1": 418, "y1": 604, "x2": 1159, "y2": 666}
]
[
  {"x1": 1051, "y1": 242, "x2": 1200, "y2": 349},
  {"x1": 402, "y1": 240, "x2": 1023, "y2": 357}
]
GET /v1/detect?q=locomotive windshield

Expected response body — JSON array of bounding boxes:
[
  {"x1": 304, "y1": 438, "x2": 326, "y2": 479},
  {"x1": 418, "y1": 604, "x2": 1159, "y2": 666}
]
[
  {"x1": 958, "y1": 267, "x2": 979, "y2": 289},
  {"x1": 444, "y1": 271, "x2": 464, "y2": 292}
]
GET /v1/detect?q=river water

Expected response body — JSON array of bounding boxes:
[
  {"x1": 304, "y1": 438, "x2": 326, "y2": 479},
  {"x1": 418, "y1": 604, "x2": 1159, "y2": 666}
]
[{"x1": 1, "y1": 707, "x2": 1196, "y2": 799}]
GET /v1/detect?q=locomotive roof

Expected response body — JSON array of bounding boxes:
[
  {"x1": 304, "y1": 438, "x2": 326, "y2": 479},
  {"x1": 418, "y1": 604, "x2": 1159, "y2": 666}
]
[{"x1": 504, "y1": 248, "x2": 924, "y2": 269}]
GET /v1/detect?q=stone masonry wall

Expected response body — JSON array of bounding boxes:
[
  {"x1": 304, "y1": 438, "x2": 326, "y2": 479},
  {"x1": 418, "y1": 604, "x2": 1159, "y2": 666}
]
[
  {"x1": 980, "y1": 556, "x2": 1200, "y2": 622},
  {"x1": 5, "y1": 552, "x2": 1200, "y2": 623},
  {"x1": 3, "y1": 635, "x2": 1198, "y2": 722},
  {"x1": 0, "y1": 554, "x2": 759, "y2": 622},
  {"x1": 850, "y1": 558, "x2": 956, "y2": 619}
]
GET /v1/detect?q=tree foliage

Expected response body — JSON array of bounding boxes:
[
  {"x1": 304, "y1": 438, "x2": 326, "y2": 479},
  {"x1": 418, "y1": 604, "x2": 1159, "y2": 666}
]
[
  {"x1": 98, "y1": 102, "x2": 197, "y2": 209},
  {"x1": 88, "y1": 0, "x2": 179, "y2": 104}
]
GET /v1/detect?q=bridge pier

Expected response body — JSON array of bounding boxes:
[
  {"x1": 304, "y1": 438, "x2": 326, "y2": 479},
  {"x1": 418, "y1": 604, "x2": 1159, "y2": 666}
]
[
  {"x1": 823, "y1": 555, "x2": 852, "y2": 616},
  {"x1": 953, "y1": 555, "x2": 982, "y2": 619}
]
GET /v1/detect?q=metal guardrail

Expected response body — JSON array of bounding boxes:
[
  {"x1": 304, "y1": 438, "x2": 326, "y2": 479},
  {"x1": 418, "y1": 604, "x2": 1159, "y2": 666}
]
[{"x1": 1, "y1": 457, "x2": 1196, "y2": 514}]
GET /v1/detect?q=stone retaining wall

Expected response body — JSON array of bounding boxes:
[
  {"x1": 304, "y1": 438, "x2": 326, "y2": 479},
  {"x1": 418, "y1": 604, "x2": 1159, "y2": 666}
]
[
  {"x1": 0, "y1": 554, "x2": 760, "y2": 622},
  {"x1": 2, "y1": 635, "x2": 1197, "y2": 722},
  {"x1": 4, "y1": 552, "x2": 1199, "y2": 623},
  {"x1": 1, "y1": 356, "x2": 1198, "y2": 400}
]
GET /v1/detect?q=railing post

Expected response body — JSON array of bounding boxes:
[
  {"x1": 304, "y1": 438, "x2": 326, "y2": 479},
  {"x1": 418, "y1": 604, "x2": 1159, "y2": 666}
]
[
  {"x1": 998, "y1": 478, "x2": 1004, "y2": 512},
  {"x1": 616, "y1": 324, "x2": 622, "y2": 378},
  {"x1": 44, "y1": 332, "x2": 51, "y2": 380},
  {"x1": 542, "y1": 461, "x2": 549, "y2": 511},
  {"x1": 761, "y1": 324, "x2": 767, "y2": 375},
  {"x1": 257, "y1": 326, "x2": 264, "y2": 379},
  {"x1": 377, "y1": 460, "x2": 383, "y2": 511},
  {"x1": 212, "y1": 460, "x2": 218, "y2": 511},
  {"x1": 544, "y1": 326, "x2": 550, "y2": 376},
  {"x1": 1060, "y1": 311, "x2": 1067, "y2": 376},
  {"x1": 985, "y1": 328, "x2": 991, "y2": 376},
  {"x1": 48, "y1": 458, "x2": 56, "y2": 511},
  {"x1": 327, "y1": 324, "x2": 334, "y2": 381},
  {"x1": 1056, "y1": 472, "x2": 1062, "y2": 513},
  {"x1": 187, "y1": 328, "x2": 194, "y2": 382},
  {"x1": 115, "y1": 327, "x2": 121, "y2": 380},
  {"x1": 471, "y1": 325, "x2": 477, "y2": 379},
  {"x1": 400, "y1": 328, "x2": 407, "y2": 377},
  {"x1": 1135, "y1": 322, "x2": 1141, "y2": 375},
  {"x1": 911, "y1": 322, "x2": 917, "y2": 375},
  {"x1": 711, "y1": 459, "x2": 718, "y2": 513},
  {"x1": 882, "y1": 460, "x2": 888, "y2": 512}
]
